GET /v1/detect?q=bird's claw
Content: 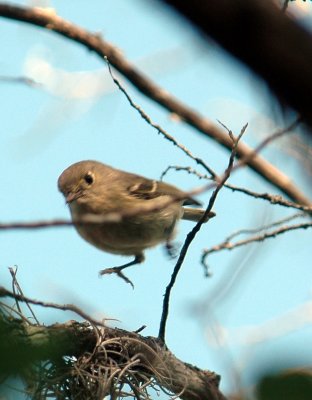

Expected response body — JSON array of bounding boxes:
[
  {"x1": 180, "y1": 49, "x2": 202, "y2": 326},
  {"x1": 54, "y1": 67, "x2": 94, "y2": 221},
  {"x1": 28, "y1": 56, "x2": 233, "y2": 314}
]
[{"x1": 99, "y1": 267, "x2": 134, "y2": 288}]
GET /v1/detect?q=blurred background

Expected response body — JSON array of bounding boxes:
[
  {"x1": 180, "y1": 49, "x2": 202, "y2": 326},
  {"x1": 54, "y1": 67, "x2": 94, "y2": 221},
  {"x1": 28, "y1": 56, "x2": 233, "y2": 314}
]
[{"x1": 1, "y1": 0, "x2": 312, "y2": 397}]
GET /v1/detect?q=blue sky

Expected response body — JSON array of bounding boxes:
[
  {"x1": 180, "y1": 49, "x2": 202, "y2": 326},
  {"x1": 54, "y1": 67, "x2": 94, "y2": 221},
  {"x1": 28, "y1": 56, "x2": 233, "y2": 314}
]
[{"x1": 1, "y1": 0, "x2": 312, "y2": 397}]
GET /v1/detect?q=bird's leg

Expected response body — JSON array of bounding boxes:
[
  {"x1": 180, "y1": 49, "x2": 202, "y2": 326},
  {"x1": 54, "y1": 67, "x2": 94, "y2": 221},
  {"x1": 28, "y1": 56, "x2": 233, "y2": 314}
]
[{"x1": 99, "y1": 254, "x2": 145, "y2": 288}]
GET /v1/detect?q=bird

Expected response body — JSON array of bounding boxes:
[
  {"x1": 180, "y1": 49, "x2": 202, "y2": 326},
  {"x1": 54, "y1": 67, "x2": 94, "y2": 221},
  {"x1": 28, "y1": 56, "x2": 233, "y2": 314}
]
[{"x1": 58, "y1": 160, "x2": 215, "y2": 285}]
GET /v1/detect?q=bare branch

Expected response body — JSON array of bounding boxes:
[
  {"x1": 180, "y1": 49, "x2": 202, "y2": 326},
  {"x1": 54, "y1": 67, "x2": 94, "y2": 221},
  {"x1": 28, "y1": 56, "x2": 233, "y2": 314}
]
[
  {"x1": 224, "y1": 185, "x2": 312, "y2": 212},
  {"x1": 0, "y1": 287, "x2": 109, "y2": 327},
  {"x1": 161, "y1": 165, "x2": 312, "y2": 213},
  {"x1": 158, "y1": 124, "x2": 247, "y2": 343},
  {"x1": 0, "y1": 3, "x2": 310, "y2": 205},
  {"x1": 105, "y1": 60, "x2": 215, "y2": 177},
  {"x1": 202, "y1": 221, "x2": 312, "y2": 261},
  {"x1": 223, "y1": 212, "x2": 305, "y2": 242},
  {"x1": 0, "y1": 219, "x2": 75, "y2": 230},
  {"x1": 234, "y1": 117, "x2": 301, "y2": 170}
]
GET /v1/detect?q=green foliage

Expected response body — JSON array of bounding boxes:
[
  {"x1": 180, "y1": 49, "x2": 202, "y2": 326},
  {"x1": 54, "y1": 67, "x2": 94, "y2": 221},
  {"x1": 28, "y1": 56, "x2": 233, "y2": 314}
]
[{"x1": 257, "y1": 370, "x2": 312, "y2": 400}]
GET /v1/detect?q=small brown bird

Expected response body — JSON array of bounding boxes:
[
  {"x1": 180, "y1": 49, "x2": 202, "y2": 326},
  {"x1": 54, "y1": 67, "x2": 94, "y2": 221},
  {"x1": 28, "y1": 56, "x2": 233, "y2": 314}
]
[{"x1": 58, "y1": 160, "x2": 214, "y2": 284}]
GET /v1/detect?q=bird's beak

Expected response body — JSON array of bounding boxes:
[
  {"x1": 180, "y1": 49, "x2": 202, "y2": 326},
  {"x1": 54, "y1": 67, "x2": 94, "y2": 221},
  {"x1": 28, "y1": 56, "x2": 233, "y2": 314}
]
[{"x1": 65, "y1": 191, "x2": 81, "y2": 204}]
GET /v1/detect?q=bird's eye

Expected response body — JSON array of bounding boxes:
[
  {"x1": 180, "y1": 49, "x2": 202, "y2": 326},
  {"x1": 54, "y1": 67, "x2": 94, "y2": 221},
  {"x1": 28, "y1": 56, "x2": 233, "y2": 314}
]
[{"x1": 84, "y1": 172, "x2": 94, "y2": 185}]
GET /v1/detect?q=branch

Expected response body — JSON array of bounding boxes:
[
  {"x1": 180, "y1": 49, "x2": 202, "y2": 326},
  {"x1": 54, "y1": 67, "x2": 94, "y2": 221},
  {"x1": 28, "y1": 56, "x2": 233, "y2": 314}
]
[
  {"x1": 0, "y1": 286, "x2": 108, "y2": 327},
  {"x1": 105, "y1": 59, "x2": 215, "y2": 176},
  {"x1": 202, "y1": 221, "x2": 312, "y2": 261},
  {"x1": 158, "y1": 125, "x2": 246, "y2": 342},
  {"x1": 224, "y1": 184, "x2": 312, "y2": 212},
  {"x1": 0, "y1": 294, "x2": 227, "y2": 400},
  {"x1": 0, "y1": 3, "x2": 310, "y2": 205},
  {"x1": 223, "y1": 212, "x2": 305, "y2": 242},
  {"x1": 161, "y1": 165, "x2": 312, "y2": 213},
  {"x1": 158, "y1": 0, "x2": 312, "y2": 129}
]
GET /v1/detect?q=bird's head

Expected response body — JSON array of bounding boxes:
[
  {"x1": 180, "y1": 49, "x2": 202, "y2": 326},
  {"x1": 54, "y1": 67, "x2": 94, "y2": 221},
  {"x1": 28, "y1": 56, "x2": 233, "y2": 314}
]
[{"x1": 57, "y1": 160, "x2": 102, "y2": 204}]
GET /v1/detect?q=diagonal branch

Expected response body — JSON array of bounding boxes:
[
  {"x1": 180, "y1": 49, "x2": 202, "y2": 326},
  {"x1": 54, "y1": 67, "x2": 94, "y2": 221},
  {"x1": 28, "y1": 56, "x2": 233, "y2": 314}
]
[
  {"x1": 0, "y1": 3, "x2": 310, "y2": 206},
  {"x1": 158, "y1": 125, "x2": 247, "y2": 343},
  {"x1": 105, "y1": 59, "x2": 215, "y2": 176}
]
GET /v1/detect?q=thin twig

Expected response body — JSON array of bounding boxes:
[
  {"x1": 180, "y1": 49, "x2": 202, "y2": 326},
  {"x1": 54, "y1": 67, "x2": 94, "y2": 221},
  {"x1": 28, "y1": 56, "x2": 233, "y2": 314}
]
[
  {"x1": 9, "y1": 266, "x2": 40, "y2": 325},
  {"x1": 0, "y1": 219, "x2": 74, "y2": 230},
  {"x1": 224, "y1": 212, "x2": 305, "y2": 242},
  {"x1": 202, "y1": 221, "x2": 312, "y2": 259},
  {"x1": 0, "y1": 287, "x2": 109, "y2": 327},
  {"x1": 162, "y1": 165, "x2": 312, "y2": 213},
  {"x1": 158, "y1": 124, "x2": 247, "y2": 343},
  {"x1": 10, "y1": 266, "x2": 23, "y2": 316},
  {"x1": 233, "y1": 117, "x2": 301, "y2": 170},
  {"x1": 224, "y1": 184, "x2": 312, "y2": 212},
  {"x1": 0, "y1": 300, "x2": 31, "y2": 323},
  {"x1": 105, "y1": 59, "x2": 215, "y2": 178}
]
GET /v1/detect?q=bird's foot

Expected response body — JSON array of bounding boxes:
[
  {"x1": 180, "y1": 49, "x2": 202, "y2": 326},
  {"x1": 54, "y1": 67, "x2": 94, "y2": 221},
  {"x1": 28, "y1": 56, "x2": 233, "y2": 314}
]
[
  {"x1": 99, "y1": 266, "x2": 134, "y2": 288},
  {"x1": 98, "y1": 254, "x2": 144, "y2": 288}
]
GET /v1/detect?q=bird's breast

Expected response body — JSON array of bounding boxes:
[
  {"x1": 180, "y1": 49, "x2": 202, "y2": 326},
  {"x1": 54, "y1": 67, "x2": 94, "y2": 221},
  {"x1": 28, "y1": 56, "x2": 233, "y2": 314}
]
[{"x1": 68, "y1": 201, "x2": 182, "y2": 256}]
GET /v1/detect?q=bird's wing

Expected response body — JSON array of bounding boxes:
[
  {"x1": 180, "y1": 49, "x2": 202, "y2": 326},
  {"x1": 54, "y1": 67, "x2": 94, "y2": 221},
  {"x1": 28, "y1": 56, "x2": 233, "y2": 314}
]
[{"x1": 127, "y1": 177, "x2": 201, "y2": 206}]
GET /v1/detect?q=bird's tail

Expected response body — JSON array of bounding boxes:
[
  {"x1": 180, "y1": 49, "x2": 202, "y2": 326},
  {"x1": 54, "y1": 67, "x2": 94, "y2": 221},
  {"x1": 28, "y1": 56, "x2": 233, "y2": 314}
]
[{"x1": 182, "y1": 208, "x2": 216, "y2": 222}]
